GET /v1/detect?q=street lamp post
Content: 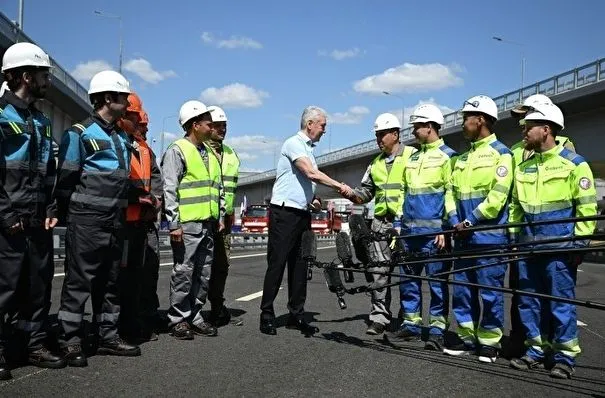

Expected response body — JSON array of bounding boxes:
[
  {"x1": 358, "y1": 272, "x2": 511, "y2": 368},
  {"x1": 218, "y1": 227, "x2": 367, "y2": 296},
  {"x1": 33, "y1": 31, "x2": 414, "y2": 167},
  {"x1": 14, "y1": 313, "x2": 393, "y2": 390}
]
[
  {"x1": 492, "y1": 36, "x2": 525, "y2": 104},
  {"x1": 382, "y1": 91, "x2": 405, "y2": 125},
  {"x1": 94, "y1": 10, "x2": 123, "y2": 73},
  {"x1": 161, "y1": 114, "x2": 178, "y2": 155}
]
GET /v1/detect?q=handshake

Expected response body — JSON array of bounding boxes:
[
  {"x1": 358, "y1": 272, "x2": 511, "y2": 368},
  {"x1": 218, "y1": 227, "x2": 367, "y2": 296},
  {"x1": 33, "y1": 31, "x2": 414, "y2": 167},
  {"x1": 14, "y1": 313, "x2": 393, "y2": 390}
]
[{"x1": 337, "y1": 182, "x2": 359, "y2": 203}]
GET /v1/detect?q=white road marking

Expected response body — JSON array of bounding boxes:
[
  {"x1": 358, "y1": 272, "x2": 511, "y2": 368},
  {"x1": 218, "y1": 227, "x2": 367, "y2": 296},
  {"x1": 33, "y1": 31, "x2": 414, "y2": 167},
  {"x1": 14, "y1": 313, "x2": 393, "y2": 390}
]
[
  {"x1": 53, "y1": 245, "x2": 335, "y2": 277},
  {"x1": 577, "y1": 269, "x2": 584, "y2": 273},
  {"x1": 577, "y1": 320, "x2": 588, "y2": 327},
  {"x1": 236, "y1": 287, "x2": 282, "y2": 302}
]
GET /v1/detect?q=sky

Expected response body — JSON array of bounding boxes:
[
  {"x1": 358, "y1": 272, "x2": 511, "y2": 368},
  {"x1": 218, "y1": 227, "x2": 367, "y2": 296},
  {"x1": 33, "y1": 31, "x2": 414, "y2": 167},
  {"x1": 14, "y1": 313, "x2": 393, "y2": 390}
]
[{"x1": 3, "y1": 0, "x2": 605, "y2": 172}]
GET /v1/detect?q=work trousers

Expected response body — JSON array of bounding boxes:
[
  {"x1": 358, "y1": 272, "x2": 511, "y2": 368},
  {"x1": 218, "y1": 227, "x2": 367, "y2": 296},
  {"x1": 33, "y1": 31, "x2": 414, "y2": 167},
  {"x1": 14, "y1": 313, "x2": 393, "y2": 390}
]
[
  {"x1": 58, "y1": 223, "x2": 124, "y2": 345},
  {"x1": 0, "y1": 226, "x2": 53, "y2": 351}
]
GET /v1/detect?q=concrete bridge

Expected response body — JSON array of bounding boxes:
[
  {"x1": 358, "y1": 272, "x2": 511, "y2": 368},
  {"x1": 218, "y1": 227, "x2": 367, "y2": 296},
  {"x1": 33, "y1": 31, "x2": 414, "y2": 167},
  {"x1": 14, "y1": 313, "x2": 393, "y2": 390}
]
[{"x1": 236, "y1": 57, "x2": 605, "y2": 206}]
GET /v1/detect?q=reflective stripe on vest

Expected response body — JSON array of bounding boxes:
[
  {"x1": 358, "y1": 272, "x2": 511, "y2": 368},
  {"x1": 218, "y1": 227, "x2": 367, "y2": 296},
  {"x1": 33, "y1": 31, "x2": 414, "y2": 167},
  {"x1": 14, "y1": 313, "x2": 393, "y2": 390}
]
[
  {"x1": 174, "y1": 139, "x2": 221, "y2": 222},
  {"x1": 370, "y1": 148, "x2": 411, "y2": 217},
  {"x1": 221, "y1": 145, "x2": 240, "y2": 215},
  {"x1": 127, "y1": 137, "x2": 152, "y2": 222}
]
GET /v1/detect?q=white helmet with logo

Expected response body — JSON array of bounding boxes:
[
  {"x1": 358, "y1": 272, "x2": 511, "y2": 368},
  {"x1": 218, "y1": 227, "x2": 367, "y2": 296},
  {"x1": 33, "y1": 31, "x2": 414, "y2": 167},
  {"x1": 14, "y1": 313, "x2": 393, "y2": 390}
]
[
  {"x1": 208, "y1": 105, "x2": 227, "y2": 123},
  {"x1": 2, "y1": 42, "x2": 52, "y2": 72},
  {"x1": 523, "y1": 102, "x2": 565, "y2": 130},
  {"x1": 373, "y1": 113, "x2": 401, "y2": 132},
  {"x1": 179, "y1": 100, "x2": 211, "y2": 127},
  {"x1": 408, "y1": 104, "x2": 444, "y2": 126},
  {"x1": 511, "y1": 93, "x2": 553, "y2": 116},
  {"x1": 461, "y1": 95, "x2": 499, "y2": 120},
  {"x1": 88, "y1": 70, "x2": 130, "y2": 95}
]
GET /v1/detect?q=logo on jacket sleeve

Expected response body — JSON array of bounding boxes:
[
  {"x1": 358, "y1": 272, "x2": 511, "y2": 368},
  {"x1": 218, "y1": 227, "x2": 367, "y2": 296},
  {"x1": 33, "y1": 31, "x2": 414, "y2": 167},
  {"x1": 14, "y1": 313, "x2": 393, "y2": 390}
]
[
  {"x1": 579, "y1": 177, "x2": 592, "y2": 190},
  {"x1": 496, "y1": 166, "x2": 508, "y2": 177}
]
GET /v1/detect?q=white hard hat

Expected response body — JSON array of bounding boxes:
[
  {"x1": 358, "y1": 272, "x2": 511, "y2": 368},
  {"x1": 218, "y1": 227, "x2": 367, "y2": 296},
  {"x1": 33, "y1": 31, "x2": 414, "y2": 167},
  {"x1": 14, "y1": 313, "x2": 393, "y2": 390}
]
[
  {"x1": 88, "y1": 70, "x2": 130, "y2": 95},
  {"x1": 523, "y1": 102, "x2": 565, "y2": 130},
  {"x1": 2, "y1": 42, "x2": 52, "y2": 72},
  {"x1": 208, "y1": 105, "x2": 227, "y2": 122},
  {"x1": 461, "y1": 95, "x2": 499, "y2": 120},
  {"x1": 408, "y1": 104, "x2": 444, "y2": 126},
  {"x1": 373, "y1": 113, "x2": 401, "y2": 132},
  {"x1": 179, "y1": 100, "x2": 211, "y2": 127},
  {"x1": 511, "y1": 94, "x2": 553, "y2": 115}
]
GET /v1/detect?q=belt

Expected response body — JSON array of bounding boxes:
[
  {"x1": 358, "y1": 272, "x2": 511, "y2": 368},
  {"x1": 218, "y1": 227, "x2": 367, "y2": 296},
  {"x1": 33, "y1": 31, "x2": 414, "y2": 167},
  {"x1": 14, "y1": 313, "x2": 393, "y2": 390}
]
[{"x1": 270, "y1": 203, "x2": 309, "y2": 215}]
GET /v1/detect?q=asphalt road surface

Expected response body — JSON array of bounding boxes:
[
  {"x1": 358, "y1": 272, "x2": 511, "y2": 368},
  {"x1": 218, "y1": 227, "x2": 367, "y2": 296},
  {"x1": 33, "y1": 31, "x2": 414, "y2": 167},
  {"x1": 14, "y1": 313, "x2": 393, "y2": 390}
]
[{"x1": 1, "y1": 246, "x2": 604, "y2": 397}]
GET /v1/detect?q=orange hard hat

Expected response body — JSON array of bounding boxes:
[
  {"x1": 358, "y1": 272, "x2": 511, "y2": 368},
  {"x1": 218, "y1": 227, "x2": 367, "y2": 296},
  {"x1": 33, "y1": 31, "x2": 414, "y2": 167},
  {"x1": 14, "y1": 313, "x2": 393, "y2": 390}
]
[{"x1": 127, "y1": 92, "x2": 143, "y2": 114}]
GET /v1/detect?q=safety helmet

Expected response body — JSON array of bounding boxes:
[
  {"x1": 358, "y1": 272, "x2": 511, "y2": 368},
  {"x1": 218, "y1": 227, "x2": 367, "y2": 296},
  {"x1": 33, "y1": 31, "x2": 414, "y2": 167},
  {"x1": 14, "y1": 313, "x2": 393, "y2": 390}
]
[
  {"x1": 408, "y1": 103, "x2": 444, "y2": 126},
  {"x1": 88, "y1": 70, "x2": 130, "y2": 95},
  {"x1": 126, "y1": 92, "x2": 143, "y2": 114},
  {"x1": 511, "y1": 94, "x2": 553, "y2": 116},
  {"x1": 523, "y1": 102, "x2": 565, "y2": 130},
  {"x1": 373, "y1": 113, "x2": 401, "y2": 132},
  {"x1": 179, "y1": 100, "x2": 211, "y2": 127},
  {"x1": 461, "y1": 95, "x2": 499, "y2": 120},
  {"x1": 208, "y1": 105, "x2": 227, "y2": 123},
  {"x1": 2, "y1": 42, "x2": 51, "y2": 72}
]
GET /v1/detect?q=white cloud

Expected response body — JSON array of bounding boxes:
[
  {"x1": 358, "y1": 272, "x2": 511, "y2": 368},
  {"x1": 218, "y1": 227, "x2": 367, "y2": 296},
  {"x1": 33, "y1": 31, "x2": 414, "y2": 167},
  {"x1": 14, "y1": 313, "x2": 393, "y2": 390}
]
[
  {"x1": 123, "y1": 58, "x2": 177, "y2": 84},
  {"x1": 387, "y1": 98, "x2": 456, "y2": 125},
  {"x1": 200, "y1": 83, "x2": 269, "y2": 109},
  {"x1": 328, "y1": 106, "x2": 370, "y2": 125},
  {"x1": 318, "y1": 48, "x2": 362, "y2": 61},
  {"x1": 201, "y1": 32, "x2": 263, "y2": 50},
  {"x1": 71, "y1": 60, "x2": 113, "y2": 83},
  {"x1": 353, "y1": 62, "x2": 463, "y2": 95},
  {"x1": 225, "y1": 134, "x2": 280, "y2": 162}
]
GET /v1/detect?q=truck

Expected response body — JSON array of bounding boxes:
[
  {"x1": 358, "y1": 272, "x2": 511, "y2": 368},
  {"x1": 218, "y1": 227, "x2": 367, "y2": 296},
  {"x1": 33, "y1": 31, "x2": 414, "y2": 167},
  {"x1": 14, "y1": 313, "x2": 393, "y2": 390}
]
[
  {"x1": 240, "y1": 204, "x2": 270, "y2": 233},
  {"x1": 311, "y1": 208, "x2": 342, "y2": 235}
]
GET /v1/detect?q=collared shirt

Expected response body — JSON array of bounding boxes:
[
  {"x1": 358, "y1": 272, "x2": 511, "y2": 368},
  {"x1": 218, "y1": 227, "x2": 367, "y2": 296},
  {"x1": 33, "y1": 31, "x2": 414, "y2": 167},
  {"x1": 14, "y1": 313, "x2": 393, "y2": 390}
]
[{"x1": 270, "y1": 131, "x2": 317, "y2": 210}]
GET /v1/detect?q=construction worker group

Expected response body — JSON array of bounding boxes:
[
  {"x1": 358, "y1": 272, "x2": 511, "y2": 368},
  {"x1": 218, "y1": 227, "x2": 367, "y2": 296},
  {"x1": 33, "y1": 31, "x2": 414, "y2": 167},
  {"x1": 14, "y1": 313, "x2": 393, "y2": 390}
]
[{"x1": 0, "y1": 41, "x2": 596, "y2": 382}]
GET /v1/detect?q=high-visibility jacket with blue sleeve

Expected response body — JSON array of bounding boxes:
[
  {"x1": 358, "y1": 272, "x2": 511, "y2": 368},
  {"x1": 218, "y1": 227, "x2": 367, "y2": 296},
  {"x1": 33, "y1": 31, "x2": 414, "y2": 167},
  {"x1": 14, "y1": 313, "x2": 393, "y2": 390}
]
[
  {"x1": 0, "y1": 91, "x2": 55, "y2": 228},
  {"x1": 508, "y1": 145, "x2": 597, "y2": 247},
  {"x1": 401, "y1": 138, "x2": 458, "y2": 234},
  {"x1": 450, "y1": 134, "x2": 513, "y2": 245},
  {"x1": 54, "y1": 114, "x2": 131, "y2": 228}
]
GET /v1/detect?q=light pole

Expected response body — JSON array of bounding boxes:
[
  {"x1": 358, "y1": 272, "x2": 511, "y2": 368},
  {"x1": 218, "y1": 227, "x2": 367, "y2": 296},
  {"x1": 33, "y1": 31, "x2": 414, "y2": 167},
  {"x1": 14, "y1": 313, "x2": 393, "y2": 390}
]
[
  {"x1": 492, "y1": 36, "x2": 525, "y2": 104},
  {"x1": 382, "y1": 91, "x2": 405, "y2": 125},
  {"x1": 94, "y1": 10, "x2": 123, "y2": 73},
  {"x1": 161, "y1": 114, "x2": 178, "y2": 155},
  {"x1": 261, "y1": 139, "x2": 278, "y2": 169}
]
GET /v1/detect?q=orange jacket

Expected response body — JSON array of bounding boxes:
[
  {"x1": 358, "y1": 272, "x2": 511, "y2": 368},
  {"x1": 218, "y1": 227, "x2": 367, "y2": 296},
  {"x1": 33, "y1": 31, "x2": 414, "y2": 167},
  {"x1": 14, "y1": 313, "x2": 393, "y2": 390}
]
[{"x1": 127, "y1": 136, "x2": 153, "y2": 222}]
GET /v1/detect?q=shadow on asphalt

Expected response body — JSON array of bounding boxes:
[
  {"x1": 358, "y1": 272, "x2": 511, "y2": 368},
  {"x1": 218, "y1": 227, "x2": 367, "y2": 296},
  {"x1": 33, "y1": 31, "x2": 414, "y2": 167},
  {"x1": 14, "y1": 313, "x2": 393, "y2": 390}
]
[{"x1": 311, "y1": 330, "x2": 605, "y2": 397}]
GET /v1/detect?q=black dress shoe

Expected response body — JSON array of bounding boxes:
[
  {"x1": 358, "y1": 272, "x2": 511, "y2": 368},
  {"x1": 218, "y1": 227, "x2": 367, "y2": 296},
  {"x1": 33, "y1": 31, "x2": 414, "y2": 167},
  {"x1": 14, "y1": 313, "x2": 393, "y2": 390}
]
[
  {"x1": 0, "y1": 355, "x2": 11, "y2": 380},
  {"x1": 259, "y1": 319, "x2": 277, "y2": 335},
  {"x1": 286, "y1": 317, "x2": 319, "y2": 335},
  {"x1": 63, "y1": 344, "x2": 88, "y2": 367},
  {"x1": 28, "y1": 347, "x2": 67, "y2": 369},
  {"x1": 97, "y1": 337, "x2": 141, "y2": 357},
  {"x1": 209, "y1": 306, "x2": 232, "y2": 327}
]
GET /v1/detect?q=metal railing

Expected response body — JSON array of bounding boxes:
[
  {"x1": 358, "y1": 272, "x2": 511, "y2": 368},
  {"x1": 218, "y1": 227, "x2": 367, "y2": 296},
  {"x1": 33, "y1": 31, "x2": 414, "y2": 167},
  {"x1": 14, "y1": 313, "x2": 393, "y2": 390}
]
[
  {"x1": 0, "y1": 12, "x2": 91, "y2": 105},
  {"x1": 52, "y1": 228, "x2": 335, "y2": 257},
  {"x1": 240, "y1": 57, "x2": 605, "y2": 186}
]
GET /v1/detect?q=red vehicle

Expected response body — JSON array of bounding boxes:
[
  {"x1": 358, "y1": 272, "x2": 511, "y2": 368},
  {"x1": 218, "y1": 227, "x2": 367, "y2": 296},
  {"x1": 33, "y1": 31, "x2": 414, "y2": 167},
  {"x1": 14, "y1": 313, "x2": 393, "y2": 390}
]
[
  {"x1": 241, "y1": 204, "x2": 270, "y2": 233},
  {"x1": 311, "y1": 208, "x2": 342, "y2": 235}
]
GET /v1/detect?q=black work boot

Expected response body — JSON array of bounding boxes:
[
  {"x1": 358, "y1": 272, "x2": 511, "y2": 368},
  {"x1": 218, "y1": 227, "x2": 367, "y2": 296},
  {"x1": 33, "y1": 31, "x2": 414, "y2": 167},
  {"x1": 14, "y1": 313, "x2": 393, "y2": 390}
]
[
  {"x1": 191, "y1": 322, "x2": 218, "y2": 337},
  {"x1": 97, "y1": 337, "x2": 141, "y2": 357},
  {"x1": 28, "y1": 347, "x2": 67, "y2": 369},
  {"x1": 0, "y1": 353, "x2": 11, "y2": 380},
  {"x1": 63, "y1": 344, "x2": 88, "y2": 367}
]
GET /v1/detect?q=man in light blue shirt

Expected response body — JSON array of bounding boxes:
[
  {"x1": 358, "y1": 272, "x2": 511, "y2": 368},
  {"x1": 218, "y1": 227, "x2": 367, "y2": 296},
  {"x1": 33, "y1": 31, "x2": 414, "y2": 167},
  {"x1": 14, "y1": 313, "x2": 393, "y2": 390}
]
[{"x1": 260, "y1": 106, "x2": 350, "y2": 336}]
